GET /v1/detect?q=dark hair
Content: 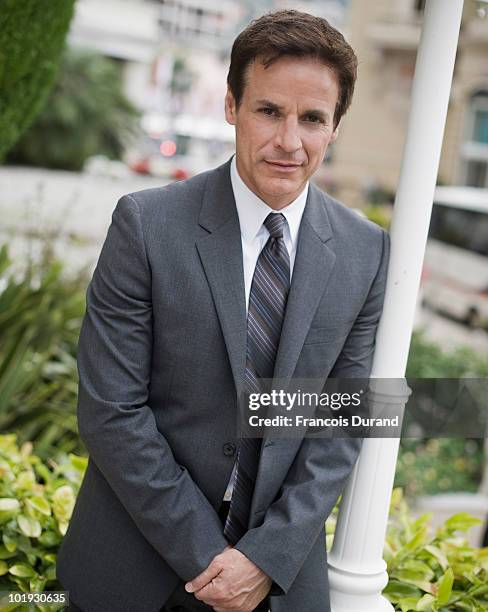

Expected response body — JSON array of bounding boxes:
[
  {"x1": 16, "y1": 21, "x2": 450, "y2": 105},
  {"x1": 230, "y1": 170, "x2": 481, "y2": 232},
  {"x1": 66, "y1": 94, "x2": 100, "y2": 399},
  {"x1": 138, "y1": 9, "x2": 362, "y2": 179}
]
[{"x1": 227, "y1": 10, "x2": 358, "y2": 129}]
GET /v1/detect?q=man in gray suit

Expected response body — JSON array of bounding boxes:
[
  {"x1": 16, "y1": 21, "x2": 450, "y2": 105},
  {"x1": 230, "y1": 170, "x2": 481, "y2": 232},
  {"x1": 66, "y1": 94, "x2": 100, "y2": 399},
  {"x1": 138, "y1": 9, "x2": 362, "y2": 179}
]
[{"x1": 57, "y1": 10, "x2": 390, "y2": 612}]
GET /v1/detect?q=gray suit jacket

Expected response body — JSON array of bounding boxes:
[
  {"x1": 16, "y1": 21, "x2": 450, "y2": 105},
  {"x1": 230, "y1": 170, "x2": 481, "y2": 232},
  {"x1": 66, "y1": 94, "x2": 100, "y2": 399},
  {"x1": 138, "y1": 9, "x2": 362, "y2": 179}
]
[{"x1": 56, "y1": 158, "x2": 390, "y2": 612}]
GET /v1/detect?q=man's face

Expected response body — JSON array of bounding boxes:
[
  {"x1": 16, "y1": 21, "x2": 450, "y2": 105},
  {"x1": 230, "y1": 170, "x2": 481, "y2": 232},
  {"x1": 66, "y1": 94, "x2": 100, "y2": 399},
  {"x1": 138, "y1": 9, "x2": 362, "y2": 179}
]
[{"x1": 225, "y1": 56, "x2": 340, "y2": 209}]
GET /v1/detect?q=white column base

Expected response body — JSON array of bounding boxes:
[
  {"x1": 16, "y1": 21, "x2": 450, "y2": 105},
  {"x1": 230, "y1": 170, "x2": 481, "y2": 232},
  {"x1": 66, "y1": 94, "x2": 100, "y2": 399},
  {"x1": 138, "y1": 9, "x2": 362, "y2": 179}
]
[
  {"x1": 329, "y1": 563, "x2": 393, "y2": 612},
  {"x1": 331, "y1": 592, "x2": 393, "y2": 612}
]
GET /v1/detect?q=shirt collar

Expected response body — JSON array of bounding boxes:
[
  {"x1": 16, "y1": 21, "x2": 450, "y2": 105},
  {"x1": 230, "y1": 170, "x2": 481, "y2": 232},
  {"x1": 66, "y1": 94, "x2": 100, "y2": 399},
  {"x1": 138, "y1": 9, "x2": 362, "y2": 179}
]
[{"x1": 230, "y1": 155, "x2": 308, "y2": 245}]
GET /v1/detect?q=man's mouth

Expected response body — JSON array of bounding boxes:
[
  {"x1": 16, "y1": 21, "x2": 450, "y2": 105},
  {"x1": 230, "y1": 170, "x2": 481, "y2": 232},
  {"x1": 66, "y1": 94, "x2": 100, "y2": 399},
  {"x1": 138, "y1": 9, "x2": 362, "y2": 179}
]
[{"x1": 264, "y1": 161, "x2": 302, "y2": 172}]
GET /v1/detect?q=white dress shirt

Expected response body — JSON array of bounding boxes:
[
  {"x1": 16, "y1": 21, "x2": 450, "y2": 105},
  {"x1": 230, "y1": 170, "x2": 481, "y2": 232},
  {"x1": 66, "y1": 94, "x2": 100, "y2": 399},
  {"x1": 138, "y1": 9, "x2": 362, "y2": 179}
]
[
  {"x1": 231, "y1": 155, "x2": 308, "y2": 312},
  {"x1": 223, "y1": 155, "x2": 309, "y2": 501}
]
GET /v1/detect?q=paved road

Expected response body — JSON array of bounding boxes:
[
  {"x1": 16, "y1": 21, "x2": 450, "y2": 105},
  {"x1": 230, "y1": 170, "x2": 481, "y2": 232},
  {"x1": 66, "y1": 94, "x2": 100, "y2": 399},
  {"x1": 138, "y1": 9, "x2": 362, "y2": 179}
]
[
  {"x1": 415, "y1": 302, "x2": 487, "y2": 355},
  {"x1": 0, "y1": 165, "x2": 168, "y2": 274}
]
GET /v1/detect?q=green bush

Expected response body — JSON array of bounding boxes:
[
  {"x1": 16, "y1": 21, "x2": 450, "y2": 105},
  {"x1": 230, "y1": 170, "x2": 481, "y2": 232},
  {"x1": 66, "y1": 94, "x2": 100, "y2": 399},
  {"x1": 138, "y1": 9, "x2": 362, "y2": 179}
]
[
  {"x1": 0, "y1": 434, "x2": 484, "y2": 612},
  {"x1": 363, "y1": 204, "x2": 391, "y2": 229},
  {"x1": 383, "y1": 489, "x2": 488, "y2": 611},
  {"x1": 0, "y1": 0, "x2": 76, "y2": 161},
  {"x1": 406, "y1": 332, "x2": 488, "y2": 378},
  {"x1": 395, "y1": 439, "x2": 483, "y2": 497},
  {"x1": 6, "y1": 49, "x2": 140, "y2": 171},
  {"x1": 328, "y1": 489, "x2": 488, "y2": 611},
  {"x1": 0, "y1": 245, "x2": 87, "y2": 458},
  {"x1": 0, "y1": 433, "x2": 86, "y2": 608},
  {"x1": 394, "y1": 333, "x2": 488, "y2": 497}
]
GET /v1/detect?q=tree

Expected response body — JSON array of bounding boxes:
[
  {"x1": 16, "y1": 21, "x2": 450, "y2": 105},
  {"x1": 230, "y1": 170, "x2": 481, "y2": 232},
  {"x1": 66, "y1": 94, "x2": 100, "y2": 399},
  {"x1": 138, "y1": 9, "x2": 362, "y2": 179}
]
[
  {"x1": 6, "y1": 49, "x2": 140, "y2": 171},
  {"x1": 0, "y1": 0, "x2": 76, "y2": 161}
]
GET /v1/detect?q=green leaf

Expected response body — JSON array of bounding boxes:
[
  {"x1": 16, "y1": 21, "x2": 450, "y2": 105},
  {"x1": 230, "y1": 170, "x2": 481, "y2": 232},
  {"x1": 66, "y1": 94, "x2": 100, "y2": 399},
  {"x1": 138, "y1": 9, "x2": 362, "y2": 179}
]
[
  {"x1": 0, "y1": 458, "x2": 15, "y2": 482},
  {"x1": 26, "y1": 495, "x2": 51, "y2": 516},
  {"x1": 15, "y1": 470, "x2": 36, "y2": 491},
  {"x1": 2, "y1": 532, "x2": 17, "y2": 552},
  {"x1": 69, "y1": 453, "x2": 88, "y2": 472},
  {"x1": 397, "y1": 597, "x2": 420, "y2": 611},
  {"x1": 405, "y1": 526, "x2": 429, "y2": 552},
  {"x1": 436, "y1": 567, "x2": 454, "y2": 606},
  {"x1": 9, "y1": 563, "x2": 35, "y2": 578},
  {"x1": 393, "y1": 568, "x2": 433, "y2": 593},
  {"x1": 35, "y1": 464, "x2": 53, "y2": 484},
  {"x1": 415, "y1": 593, "x2": 435, "y2": 611},
  {"x1": 424, "y1": 545, "x2": 448, "y2": 571},
  {"x1": 44, "y1": 564, "x2": 56, "y2": 580},
  {"x1": 38, "y1": 531, "x2": 60, "y2": 547},
  {"x1": 444, "y1": 513, "x2": 481, "y2": 533},
  {"x1": 467, "y1": 583, "x2": 488, "y2": 598},
  {"x1": 0, "y1": 560, "x2": 8, "y2": 575},
  {"x1": 412, "y1": 513, "x2": 433, "y2": 531},
  {"x1": 383, "y1": 580, "x2": 422, "y2": 599},
  {"x1": 402, "y1": 560, "x2": 435, "y2": 580},
  {"x1": 0, "y1": 498, "x2": 20, "y2": 512},
  {"x1": 52, "y1": 484, "x2": 75, "y2": 525},
  {"x1": 58, "y1": 520, "x2": 69, "y2": 536},
  {"x1": 0, "y1": 544, "x2": 17, "y2": 560},
  {"x1": 17, "y1": 534, "x2": 33, "y2": 554},
  {"x1": 18, "y1": 514, "x2": 41, "y2": 538},
  {"x1": 391, "y1": 487, "x2": 404, "y2": 507},
  {"x1": 30, "y1": 575, "x2": 47, "y2": 592}
]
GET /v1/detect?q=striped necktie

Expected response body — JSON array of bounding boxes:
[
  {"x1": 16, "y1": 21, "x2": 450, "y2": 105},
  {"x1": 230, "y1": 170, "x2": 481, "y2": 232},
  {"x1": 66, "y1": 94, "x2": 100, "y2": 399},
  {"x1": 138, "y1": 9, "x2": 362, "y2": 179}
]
[{"x1": 224, "y1": 213, "x2": 291, "y2": 545}]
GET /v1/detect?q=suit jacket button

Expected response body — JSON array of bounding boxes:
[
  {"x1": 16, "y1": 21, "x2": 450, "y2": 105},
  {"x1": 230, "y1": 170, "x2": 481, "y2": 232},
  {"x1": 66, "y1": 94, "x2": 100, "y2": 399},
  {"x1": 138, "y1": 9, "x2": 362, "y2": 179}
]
[{"x1": 223, "y1": 442, "x2": 236, "y2": 456}]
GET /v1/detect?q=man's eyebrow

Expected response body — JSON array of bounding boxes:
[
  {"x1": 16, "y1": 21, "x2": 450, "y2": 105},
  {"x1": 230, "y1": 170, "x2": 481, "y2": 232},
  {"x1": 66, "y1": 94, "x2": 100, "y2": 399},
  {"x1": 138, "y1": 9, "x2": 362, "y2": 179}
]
[
  {"x1": 256, "y1": 99, "x2": 283, "y2": 110},
  {"x1": 255, "y1": 99, "x2": 330, "y2": 122}
]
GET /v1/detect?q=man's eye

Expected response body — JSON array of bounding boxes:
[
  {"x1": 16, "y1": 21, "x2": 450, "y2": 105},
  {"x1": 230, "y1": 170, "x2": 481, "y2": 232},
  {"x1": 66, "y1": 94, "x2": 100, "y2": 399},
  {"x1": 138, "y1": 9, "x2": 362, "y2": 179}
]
[
  {"x1": 260, "y1": 107, "x2": 278, "y2": 116},
  {"x1": 304, "y1": 115, "x2": 323, "y2": 123}
]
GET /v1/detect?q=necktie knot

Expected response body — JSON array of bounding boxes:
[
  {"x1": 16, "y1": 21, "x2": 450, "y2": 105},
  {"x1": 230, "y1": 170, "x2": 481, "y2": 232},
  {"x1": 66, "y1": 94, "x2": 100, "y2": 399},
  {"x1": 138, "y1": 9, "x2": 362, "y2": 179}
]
[{"x1": 264, "y1": 213, "x2": 286, "y2": 239}]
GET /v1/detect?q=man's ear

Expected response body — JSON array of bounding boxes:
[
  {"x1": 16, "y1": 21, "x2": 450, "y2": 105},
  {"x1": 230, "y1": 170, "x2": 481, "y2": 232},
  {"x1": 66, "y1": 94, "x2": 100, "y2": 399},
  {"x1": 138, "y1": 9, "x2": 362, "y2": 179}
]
[
  {"x1": 330, "y1": 119, "x2": 340, "y2": 143},
  {"x1": 225, "y1": 88, "x2": 237, "y2": 125}
]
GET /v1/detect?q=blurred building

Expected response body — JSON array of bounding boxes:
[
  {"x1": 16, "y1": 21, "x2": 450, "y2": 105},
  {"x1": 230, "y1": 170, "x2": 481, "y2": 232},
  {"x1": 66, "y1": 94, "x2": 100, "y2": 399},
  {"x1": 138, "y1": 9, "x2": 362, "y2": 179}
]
[
  {"x1": 68, "y1": 0, "x2": 241, "y2": 113},
  {"x1": 68, "y1": 0, "x2": 350, "y2": 114},
  {"x1": 68, "y1": 0, "x2": 350, "y2": 170},
  {"x1": 331, "y1": 0, "x2": 488, "y2": 206},
  {"x1": 157, "y1": 0, "x2": 241, "y2": 51},
  {"x1": 67, "y1": 0, "x2": 488, "y2": 192},
  {"x1": 68, "y1": 0, "x2": 160, "y2": 110}
]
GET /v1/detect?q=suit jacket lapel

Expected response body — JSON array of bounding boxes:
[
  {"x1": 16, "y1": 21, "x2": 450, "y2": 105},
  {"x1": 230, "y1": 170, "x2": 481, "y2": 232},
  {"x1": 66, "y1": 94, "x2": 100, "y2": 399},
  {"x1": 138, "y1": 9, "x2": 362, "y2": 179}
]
[
  {"x1": 253, "y1": 184, "x2": 337, "y2": 514},
  {"x1": 195, "y1": 163, "x2": 337, "y2": 434},
  {"x1": 273, "y1": 183, "x2": 336, "y2": 384},
  {"x1": 195, "y1": 161, "x2": 248, "y2": 396}
]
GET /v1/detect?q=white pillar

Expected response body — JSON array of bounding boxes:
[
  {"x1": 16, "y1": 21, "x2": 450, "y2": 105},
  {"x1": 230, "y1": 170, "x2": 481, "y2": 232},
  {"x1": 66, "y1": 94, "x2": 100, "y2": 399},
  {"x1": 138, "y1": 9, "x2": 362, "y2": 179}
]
[{"x1": 328, "y1": 1, "x2": 464, "y2": 610}]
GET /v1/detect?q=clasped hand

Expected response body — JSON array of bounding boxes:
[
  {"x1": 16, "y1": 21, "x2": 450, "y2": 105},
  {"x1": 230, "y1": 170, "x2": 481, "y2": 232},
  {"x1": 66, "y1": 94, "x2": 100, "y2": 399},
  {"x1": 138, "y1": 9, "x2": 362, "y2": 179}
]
[{"x1": 185, "y1": 546, "x2": 272, "y2": 612}]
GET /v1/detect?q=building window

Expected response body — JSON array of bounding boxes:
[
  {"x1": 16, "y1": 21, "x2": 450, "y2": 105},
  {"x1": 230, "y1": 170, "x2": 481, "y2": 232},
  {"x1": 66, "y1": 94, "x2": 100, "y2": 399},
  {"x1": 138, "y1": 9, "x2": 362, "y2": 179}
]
[
  {"x1": 460, "y1": 91, "x2": 488, "y2": 188},
  {"x1": 473, "y1": 105, "x2": 488, "y2": 145},
  {"x1": 414, "y1": 0, "x2": 426, "y2": 13}
]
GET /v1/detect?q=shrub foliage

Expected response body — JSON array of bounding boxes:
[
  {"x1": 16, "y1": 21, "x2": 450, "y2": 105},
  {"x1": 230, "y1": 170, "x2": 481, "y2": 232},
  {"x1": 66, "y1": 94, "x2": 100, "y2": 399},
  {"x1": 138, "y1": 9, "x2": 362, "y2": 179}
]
[
  {"x1": 6, "y1": 49, "x2": 140, "y2": 171},
  {"x1": 0, "y1": 246, "x2": 87, "y2": 458},
  {"x1": 0, "y1": 434, "x2": 86, "y2": 606},
  {"x1": 384, "y1": 489, "x2": 488, "y2": 611},
  {"x1": 0, "y1": 0, "x2": 76, "y2": 161}
]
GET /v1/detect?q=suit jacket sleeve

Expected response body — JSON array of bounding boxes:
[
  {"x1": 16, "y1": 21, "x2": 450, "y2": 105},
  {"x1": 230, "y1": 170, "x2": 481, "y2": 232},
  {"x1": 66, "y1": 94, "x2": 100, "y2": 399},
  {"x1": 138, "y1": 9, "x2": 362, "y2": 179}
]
[
  {"x1": 234, "y1": 228, "x2": 391, "y2": 595},
  {"x1": 76, "y1": 194, "x2": 228, "y2": 581}
]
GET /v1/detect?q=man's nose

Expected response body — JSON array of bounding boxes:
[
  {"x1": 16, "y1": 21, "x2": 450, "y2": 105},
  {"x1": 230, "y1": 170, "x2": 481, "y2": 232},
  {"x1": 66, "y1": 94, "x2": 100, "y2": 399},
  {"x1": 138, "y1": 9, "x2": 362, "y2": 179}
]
[{"x1": 274, "y1": 117, "x2": 302, "y2": 153}]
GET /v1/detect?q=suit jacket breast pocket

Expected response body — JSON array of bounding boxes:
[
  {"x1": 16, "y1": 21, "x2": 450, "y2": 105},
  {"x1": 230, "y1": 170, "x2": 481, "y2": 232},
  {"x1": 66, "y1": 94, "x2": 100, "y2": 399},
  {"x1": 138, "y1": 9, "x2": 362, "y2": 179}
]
[
  {"x1": 298, "y1": 328, "x2": 348, "y2": 378},
  {"x1": 303, "y1": 315, "x2": 354, "y2": 345}
]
